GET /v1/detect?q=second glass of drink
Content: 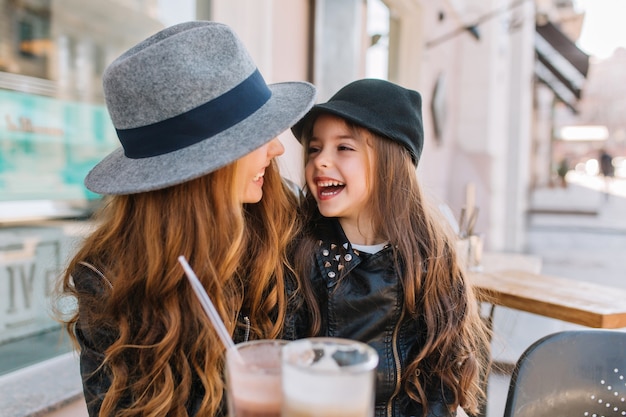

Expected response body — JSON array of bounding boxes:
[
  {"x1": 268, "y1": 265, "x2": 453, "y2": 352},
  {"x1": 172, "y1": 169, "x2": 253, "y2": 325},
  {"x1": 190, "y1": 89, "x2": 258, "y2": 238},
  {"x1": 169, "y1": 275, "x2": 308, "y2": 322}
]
[{"x1": 281, "y1": 337, "x2": 379, "y2": 417}]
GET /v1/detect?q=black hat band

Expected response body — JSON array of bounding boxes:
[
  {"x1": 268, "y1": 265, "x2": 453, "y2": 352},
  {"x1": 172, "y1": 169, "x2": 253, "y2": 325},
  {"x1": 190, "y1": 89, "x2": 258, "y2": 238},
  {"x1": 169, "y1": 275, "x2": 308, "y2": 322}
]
[{"x1": 117, "y1": 69, "x2": 271, "y2": 159}]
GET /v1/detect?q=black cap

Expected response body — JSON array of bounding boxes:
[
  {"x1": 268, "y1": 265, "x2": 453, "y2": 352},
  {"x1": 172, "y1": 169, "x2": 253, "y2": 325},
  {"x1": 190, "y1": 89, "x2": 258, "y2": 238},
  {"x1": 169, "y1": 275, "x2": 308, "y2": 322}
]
[{"x1": 291, "y1": 78, "x2": 424, "y2": 165}]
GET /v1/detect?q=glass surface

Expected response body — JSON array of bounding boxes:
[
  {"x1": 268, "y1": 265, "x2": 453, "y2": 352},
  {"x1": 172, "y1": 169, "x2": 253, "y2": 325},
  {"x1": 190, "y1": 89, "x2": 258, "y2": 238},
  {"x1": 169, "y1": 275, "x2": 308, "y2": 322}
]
[
  {"x1": 0, "y1": 89, "x2": 118, "y2": 203},
  {"x1": 365, "y1": 0, "x2": 389, "y2": 80},
  {"x1": 281, "y1": 337, "x2": 379, "y2": 417},
  {"x1": 226, "y1": 339, "x2": 287, "y2": 417},
  {"x1": 0, "y1": 0, "x2": 196, "y2": 222}
]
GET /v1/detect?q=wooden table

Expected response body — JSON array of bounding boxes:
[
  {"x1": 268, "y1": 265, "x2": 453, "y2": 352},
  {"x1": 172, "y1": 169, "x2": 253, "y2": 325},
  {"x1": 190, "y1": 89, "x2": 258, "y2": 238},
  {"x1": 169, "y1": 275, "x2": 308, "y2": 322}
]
[
  {"x1": 470, "y1": 269, "x2": 626, "y2": 329},
  {"x1": 467, "y1": 262, "x2": 626, "y2": 417}
]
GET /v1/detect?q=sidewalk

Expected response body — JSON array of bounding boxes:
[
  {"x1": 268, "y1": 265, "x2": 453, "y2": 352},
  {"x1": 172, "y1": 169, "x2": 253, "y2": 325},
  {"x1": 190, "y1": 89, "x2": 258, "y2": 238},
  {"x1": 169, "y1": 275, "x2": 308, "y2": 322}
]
[
  {"x1": 529, "y1": 172, "x2": 626, "y2": 231},
  {"x1": 527, "y1": 173, "x2": 626, "y2": 290}
]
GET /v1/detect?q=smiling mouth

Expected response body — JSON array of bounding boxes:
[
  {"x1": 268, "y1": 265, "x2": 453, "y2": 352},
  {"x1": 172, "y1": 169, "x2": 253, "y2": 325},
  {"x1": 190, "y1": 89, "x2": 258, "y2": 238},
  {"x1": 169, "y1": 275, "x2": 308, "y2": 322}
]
[
  {"x1": 317, "y1": 180, "x2": 345, "y2": 196},
  {"x1": 253, "y1": 172, "x2": 265, "y2": 182}
]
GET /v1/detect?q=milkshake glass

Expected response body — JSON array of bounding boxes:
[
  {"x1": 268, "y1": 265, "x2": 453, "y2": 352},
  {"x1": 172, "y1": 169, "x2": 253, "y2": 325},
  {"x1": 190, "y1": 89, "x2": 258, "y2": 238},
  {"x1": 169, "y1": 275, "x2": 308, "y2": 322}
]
[
  {"x1": 226, "y1": 339, "x2": 287, "y2": 417},
  {"x1": 281, "y1": 337, "x2": 379, "y2": 417}
]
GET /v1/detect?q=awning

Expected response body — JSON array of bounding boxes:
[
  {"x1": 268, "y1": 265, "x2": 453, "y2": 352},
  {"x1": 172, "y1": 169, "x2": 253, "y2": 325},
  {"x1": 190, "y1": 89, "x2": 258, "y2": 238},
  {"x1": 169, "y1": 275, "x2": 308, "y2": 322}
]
[{"x1": 535, "y1": 21, "x2": 589, "y2": 112}]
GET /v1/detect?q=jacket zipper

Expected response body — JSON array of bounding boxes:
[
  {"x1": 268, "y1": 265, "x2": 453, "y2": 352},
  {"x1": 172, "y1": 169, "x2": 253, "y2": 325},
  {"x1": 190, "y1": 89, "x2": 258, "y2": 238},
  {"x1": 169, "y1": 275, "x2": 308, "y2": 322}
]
[
  {"x1": 243, "y1": 316, "x2": 250, "y2": 342},
  {"x1": 386, "y1": 306, "x2": 405, "y2": 417},
  {"x1": 77, "y1": 261, "x2": 113, "y2": 289}
]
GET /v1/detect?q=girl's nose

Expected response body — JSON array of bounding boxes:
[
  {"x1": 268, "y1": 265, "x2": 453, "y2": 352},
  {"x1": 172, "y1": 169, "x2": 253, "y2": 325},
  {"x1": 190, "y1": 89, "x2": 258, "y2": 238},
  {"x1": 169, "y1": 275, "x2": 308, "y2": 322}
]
[{"x1": 314, "y1": 149, "x2": 330, "y2": 168}]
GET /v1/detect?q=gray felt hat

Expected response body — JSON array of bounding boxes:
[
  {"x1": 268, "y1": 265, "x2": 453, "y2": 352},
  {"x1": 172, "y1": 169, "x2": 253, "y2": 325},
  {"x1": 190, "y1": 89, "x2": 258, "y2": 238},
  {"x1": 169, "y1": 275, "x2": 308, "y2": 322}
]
[{"x1": 85, "y1": 21, "x2": 316, "y2": 195}]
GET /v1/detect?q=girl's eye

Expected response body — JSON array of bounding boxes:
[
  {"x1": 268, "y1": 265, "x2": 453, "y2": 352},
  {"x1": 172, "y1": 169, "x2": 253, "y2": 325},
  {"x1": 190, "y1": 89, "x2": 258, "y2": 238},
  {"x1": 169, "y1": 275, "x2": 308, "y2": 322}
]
[
  {"x1": 338, "y1": 145, "x2": 354, "y2": 151},
  {"x1": 307, "y1": 146, "x2": 320, "y2": 154}
]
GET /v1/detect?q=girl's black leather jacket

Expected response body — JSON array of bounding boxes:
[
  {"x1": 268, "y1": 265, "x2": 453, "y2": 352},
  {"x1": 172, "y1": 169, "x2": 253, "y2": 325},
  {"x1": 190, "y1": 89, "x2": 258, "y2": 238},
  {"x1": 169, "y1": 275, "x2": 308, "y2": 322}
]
[{"x1": 299, "y1": 215, "x2": 455, "y2": 417}]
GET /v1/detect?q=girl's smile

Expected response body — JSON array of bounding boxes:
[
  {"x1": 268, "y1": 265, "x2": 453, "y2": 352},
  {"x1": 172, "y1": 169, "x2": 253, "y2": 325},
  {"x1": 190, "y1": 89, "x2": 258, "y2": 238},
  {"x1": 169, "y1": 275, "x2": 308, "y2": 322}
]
[{"x1": 313, "y1": 176, "x2": 346, "y2": 199}]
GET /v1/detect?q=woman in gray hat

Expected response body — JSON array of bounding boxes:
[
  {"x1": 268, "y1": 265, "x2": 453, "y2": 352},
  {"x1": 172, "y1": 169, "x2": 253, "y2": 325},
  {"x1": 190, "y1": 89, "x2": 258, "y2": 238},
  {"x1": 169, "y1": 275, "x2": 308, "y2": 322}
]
[
  {"x1": 291, "y1": 79, "x2": 490, "y2": 417},
  {"x1": 57, "y1": 21, "x2": 315, "y2": 417}
]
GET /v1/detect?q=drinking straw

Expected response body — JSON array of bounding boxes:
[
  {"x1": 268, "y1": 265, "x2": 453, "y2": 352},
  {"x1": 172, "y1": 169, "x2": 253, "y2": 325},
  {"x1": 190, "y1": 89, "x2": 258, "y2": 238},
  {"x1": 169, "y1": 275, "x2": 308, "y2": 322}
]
[
  {"x1": 466, "y1": 207, "x2": 480, "y2": 237},
  {"x1": 438, "y1": 203, "x2": 460, "y2": 235},
  {"x1": 178, "y1": 255, "x2": 243, "y2": 362},
  {"x1": 458, "y1": 207, "x2": 467, "y2": 238}
]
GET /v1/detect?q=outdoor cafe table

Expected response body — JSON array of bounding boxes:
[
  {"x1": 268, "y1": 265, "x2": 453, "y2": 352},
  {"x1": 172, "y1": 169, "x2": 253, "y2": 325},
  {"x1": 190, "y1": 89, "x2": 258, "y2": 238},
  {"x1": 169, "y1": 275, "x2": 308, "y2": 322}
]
[{"x1": 469, "y1": 268, "x2": 626, "y2": 329}]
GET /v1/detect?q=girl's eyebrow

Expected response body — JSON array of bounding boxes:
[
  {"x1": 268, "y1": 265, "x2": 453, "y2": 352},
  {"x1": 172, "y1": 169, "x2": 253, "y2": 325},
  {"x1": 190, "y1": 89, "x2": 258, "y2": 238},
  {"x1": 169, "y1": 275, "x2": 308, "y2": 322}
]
[{"x1": 311, "y1": 134, "x2": 357, "y2": 141}]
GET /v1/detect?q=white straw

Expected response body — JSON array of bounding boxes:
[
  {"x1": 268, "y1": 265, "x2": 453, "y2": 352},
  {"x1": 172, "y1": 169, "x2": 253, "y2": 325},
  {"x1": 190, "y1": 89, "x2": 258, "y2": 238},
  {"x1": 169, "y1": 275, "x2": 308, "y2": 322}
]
[
  {"x1": 177, "y1": 255, "x2": 242, "y2": 361},
  {"x1": 438, "y1": 203, "x2": 460, "y2": 235}
]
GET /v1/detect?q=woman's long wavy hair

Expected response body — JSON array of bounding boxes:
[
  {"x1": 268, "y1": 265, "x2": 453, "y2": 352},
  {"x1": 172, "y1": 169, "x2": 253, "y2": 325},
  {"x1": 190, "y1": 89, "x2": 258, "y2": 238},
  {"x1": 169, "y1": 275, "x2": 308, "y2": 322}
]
[
  {"x1": 58, "y1": 159, "x2": 299, "y2": 417},
  {"x1": 295, "y1": 121, "x2": 491, "y2": 415}
]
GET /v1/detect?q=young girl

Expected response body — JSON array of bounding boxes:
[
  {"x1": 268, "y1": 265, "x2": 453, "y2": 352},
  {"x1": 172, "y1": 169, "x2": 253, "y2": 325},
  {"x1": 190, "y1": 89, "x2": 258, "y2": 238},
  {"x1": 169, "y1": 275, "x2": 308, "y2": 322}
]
[
  {"x1": 291, "y1": 79, "x2": 490, "y2": 417},
  {"x1": 57, "y1": 21, "x2": 315, "y2": 417}
]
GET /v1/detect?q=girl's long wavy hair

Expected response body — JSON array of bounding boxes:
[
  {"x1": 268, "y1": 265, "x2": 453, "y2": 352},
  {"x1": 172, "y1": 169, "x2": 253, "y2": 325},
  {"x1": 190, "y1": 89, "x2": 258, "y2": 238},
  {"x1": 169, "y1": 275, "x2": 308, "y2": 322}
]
[
  {"x1": 295, "y1": 121, "x2": 491, "y2": 415},
  {"x1": 58, "y1": 159, "x2": 299, "y2": 417}
]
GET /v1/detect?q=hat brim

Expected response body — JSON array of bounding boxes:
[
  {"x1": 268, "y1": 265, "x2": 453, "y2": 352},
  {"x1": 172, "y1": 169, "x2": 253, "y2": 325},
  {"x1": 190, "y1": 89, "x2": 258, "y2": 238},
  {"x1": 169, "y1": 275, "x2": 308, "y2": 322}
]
[
  {"x1": 291, "y1": 100, "x2": 386, "y2": 144},
  {"x1": 85, "y1": 81, "x2": 316, "y2": 195}
]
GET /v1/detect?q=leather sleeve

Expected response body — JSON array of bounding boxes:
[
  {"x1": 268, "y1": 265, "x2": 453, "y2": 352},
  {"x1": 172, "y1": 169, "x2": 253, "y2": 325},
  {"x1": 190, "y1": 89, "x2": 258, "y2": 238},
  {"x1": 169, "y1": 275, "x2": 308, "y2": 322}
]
[
  {"x1": 75, "y1": 325, "x2": 110, "y2": 417},
  {"x1": 425, "y1": 401, "x2": 456, "y2": 417},
  {"x1": 71, "y1": 263, "x2": 117, "y2": 416},
  {"x1": 398, "y1": 394, "x2": 456, "y2": 417}
]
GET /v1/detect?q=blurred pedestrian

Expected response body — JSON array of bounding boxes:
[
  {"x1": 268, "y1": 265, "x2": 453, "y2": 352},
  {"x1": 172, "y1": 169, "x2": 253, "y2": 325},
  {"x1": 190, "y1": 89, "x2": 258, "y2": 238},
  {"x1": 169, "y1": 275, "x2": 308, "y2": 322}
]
[
  {"x1": 56, "y1": 21, "x2": 315, "y2": 417},
  {"x1": 599, "y1": 149, "x2": 614, "y2": 199},
  {"x1": 557, "y1": 157, "x2": 569, "y2": 188}
]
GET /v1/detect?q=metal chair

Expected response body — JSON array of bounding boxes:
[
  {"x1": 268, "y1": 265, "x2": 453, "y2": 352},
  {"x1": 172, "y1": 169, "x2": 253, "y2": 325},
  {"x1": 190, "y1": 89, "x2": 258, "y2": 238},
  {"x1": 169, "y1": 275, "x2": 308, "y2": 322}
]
[{"x1": 503, "y1": 329, "x2": 626, "y2": 417}]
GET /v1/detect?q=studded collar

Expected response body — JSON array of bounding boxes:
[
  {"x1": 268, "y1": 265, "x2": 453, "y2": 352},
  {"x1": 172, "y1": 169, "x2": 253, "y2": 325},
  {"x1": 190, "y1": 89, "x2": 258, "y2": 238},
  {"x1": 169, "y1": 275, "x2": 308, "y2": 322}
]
[{"x1": 312, "y1": 217, "x2": 392, "y2": 287}]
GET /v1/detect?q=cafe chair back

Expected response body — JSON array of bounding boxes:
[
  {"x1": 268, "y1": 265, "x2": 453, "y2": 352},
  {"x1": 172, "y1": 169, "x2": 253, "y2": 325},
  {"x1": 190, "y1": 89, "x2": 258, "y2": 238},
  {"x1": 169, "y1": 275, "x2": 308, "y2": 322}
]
[{"x1": 503, "y1": 329, "x2": 626, "y2": 417}]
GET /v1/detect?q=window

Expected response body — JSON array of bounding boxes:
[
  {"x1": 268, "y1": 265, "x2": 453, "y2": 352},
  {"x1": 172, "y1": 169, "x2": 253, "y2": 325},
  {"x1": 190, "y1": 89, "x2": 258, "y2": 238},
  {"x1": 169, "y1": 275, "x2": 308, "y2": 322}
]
[
  {"x1": 366, "y1": 0, "x2": 390, "y2": 79},
  {"x1": 0, "y1": 0, "x2": 196, "y2": 382}
]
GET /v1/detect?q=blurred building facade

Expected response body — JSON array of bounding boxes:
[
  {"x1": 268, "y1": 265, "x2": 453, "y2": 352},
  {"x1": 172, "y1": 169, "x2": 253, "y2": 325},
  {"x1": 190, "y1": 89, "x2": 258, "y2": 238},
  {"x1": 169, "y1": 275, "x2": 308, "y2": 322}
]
[
  {"x1": 533, "y1": 1, "x2": 626, "y2": 183},
  {"x1": 579, "y1": 49, "x2": 626, "y2": 144},
  {"x1": 573, "y1": 48, "x2": 626, "y2": 167}
]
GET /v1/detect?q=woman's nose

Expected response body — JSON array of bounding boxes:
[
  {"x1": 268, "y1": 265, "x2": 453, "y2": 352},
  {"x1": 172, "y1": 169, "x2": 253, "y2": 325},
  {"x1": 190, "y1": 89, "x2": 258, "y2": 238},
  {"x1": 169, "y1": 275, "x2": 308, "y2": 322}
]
[{"x1": 268, "y1": 137, "x2": 285, "y2": 157}]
